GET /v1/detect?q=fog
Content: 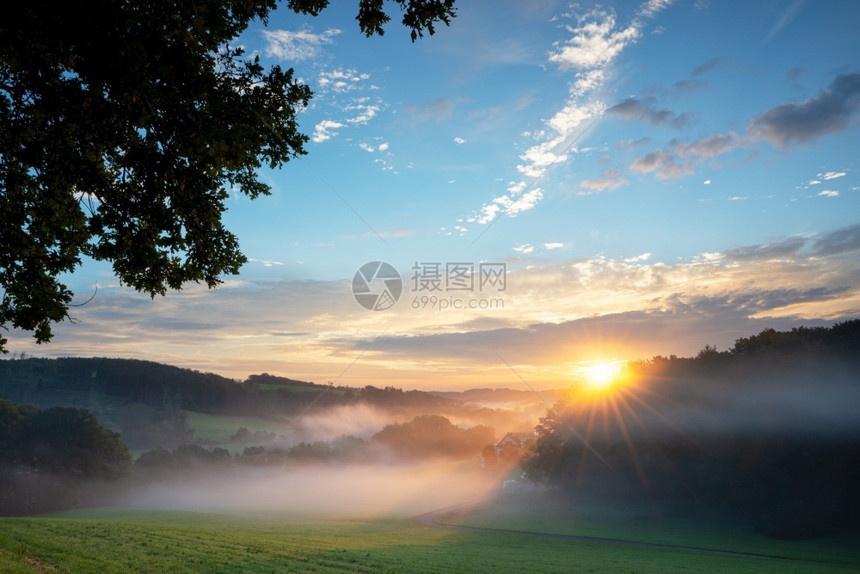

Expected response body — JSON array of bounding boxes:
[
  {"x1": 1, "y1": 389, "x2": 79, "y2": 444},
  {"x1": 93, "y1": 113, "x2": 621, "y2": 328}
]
[
  {"x1": 636, "y1": 362, "x2": 860, "y2": 438},
  {"x1": 121, "y1": 461, "x2": 497, "y2": 519},
  {"x1": 292, "y1": 403, "x2": 406, "y2": 442}
]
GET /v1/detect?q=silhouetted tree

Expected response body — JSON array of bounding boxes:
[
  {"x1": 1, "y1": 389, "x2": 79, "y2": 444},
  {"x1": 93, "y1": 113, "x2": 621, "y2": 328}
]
[{"x1": 0, "y1": 0, "x2": 456, "y2": 351}]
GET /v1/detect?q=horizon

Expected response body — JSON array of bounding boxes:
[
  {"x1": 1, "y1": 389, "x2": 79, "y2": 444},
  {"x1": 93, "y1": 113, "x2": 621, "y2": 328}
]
[{"x1": 4, "y1": 0, "x2": 860, "y2": 391}]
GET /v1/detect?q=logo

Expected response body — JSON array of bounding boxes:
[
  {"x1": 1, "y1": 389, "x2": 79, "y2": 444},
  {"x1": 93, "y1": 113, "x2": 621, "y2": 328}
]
[{"x1": 352, "y1": 261, "x2": 402, "y2": 311}]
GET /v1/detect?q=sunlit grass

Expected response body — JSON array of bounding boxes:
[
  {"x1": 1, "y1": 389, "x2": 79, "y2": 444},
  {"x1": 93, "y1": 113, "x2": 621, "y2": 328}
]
[{"x1": 3, "y1": 506, "x2": 853, "y2": 574}]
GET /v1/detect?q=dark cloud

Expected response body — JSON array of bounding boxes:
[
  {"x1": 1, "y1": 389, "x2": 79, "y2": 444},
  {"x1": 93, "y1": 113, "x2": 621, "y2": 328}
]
[
  {"x1": 354, "y1": 304, "x2": 839, "y2": 367},
  {"x1": 722, "y1": 222, "x2": 860, "y2": 261},
  {"x1": 667, "y1": 287, "x2": 850, "y2": 316},
  {"x1": 785, "y1": 67, "x2": 803, "y2": 82},
  {"x1": 692, "y1": 57, "x2": 721, "y2": 76},
  {"x1": 723, "y1": 236, "x2": 807, "y2": 261},
  {"x1": 607, "y1": 97, "x2": 690, "y2": 129},
  {"x1": 750, "y1": 73, "x2": 860, "y2": 147},
  {"x1": 673, "y1": 78, "x2": 708, "y2": 93},
  {"x1": 630, "y1": 133, "x2": 737, "y2": 179},
  {"x1": 811, "y1": 222, "x2": 860, "y2": 255}
]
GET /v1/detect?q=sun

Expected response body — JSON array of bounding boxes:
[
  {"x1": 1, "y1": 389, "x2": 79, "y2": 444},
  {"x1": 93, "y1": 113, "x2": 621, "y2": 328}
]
[{"x1": 581, "y1": 360, "x2": 623, "y2": 391}]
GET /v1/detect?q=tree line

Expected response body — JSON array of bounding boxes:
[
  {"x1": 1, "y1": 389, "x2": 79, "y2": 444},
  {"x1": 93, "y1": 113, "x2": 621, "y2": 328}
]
[
  {"x1": 0, "y1": 407, "x2": 495, "y2": 515},
  {"x1": 0, "y1": 399, "x2": 131, "y2": 515}
]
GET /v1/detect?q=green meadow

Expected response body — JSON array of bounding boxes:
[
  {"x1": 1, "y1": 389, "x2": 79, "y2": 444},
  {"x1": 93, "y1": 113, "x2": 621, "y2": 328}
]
[
  {"x1": 1, "y1": 503, "x2": 857, "y2": 573},
  {"x1": 182, "y1": 411, "x2": 293, "y2": 444}
]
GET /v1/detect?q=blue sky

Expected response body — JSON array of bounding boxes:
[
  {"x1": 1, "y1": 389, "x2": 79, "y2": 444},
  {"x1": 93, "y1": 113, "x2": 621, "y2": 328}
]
[{"x1": 11, "y1": 0, "x2": 860, "y2": 389}]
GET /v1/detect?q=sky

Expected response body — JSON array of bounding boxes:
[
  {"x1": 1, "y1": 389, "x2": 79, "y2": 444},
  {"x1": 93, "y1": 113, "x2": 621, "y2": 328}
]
[{"x1": 7, "y1": 0, "x2": 860, "y2": 390}]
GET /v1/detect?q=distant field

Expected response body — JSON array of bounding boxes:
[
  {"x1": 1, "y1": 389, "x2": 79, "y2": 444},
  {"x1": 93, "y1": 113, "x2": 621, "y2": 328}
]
[
  {"x1": 256, "y1": 383, "x2": 347, "y2": 395},
  {"x1": 2, "y1": 503, "x2": 858, "y2": 573},
  {"x1": 183, "y1": 411, "x2": 292, "y2": 443}
]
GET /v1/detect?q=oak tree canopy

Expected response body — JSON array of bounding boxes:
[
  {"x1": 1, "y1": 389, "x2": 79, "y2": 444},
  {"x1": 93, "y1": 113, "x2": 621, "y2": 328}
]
[{"x1": 0, "y1": 0, "x2": 456, "y2": 351}]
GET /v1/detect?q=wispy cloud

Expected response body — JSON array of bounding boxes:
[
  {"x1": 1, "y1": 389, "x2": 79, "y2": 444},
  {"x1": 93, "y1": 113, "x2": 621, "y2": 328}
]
[
  {"x1": 579, "y1": 169, "x2": 629, "y2": 194},
  {"x1": 691, "y1": 57, "x2": 721, "y2": 76},
  {"x1": 765, "y1": 0, "x2": 809, "y2": 42},
  {"x1": 465, "y1": 1, "x2": 674, "y2": 228},
  {"x1": 607, "y1": 97, "x2": 690, "y2": 129},
  {"x1": 262, "y1": 28, "x2": 341, "y2": 61},
  {"x1": 401, "y1": 98, "x2": 454, "y2": 123}
]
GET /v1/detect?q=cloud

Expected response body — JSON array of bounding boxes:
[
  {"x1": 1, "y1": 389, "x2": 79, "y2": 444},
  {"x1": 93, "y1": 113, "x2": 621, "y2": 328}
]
[
  {"x1": 786, "y1": 67, "x2": 804, "y2": 82},
  {"x1": 344, "y1": 103, "x2": 380, "y2": 125},
  {"x1": 607, "y1": 97, "x2": 690, "y2": 129},
  {"x1": 639, "y1": 0, "x2": 675, "y2": 19},
  {"x1": 311, "y1": 120, "x2": 343, "y2": 143},
  {"x1": 818, "y1": 190, "x2": 839, "y2": 198},
  {"x1": 247, "y1": 258, "x2": 285, "y2": 268},
  {"x1": 692, "y1": 57, "x2": 721, "y2": 76},
  {"x1": 262, "y1": 28, "x2": 340, "y2": 61},
  {"x1": 722, "y1": 223, "x2": 860, "y2": 260},
  {"x1": 631, "y1": 133, "x2": 739, "y2": 179},
  {"x1": 497, "y1": 189, "x2": 544, "y2": 218},
  {"x1": 766, "y1": 0, "x2": 809, "y2": 42},
  {"x1": 820, "y1": 171, "x2": 847, "y2": 180},
  {"x1": 549, "y1": 12, "x2": 641, "y2": 70},
  {"x1": 673, "y1": 78, "x2": 708, "y2": 93},
  {"x1": 616, "y1": 137, "x2": 652, "y2": 150},
  {"x1": 463, "y1": 2, "x2": 671, "y2": 228},
  {"x1": 543, "y1": 243, "x2": 565, "y2": 250},
  {"x1": 723, "y1": 236, "x2": 807, "y2": 261},
  {"x1": 750, "y1": 73, "x2": 860, "y2": 148},
  {"x1": 378, "y1": 142, "x2": 389, "y2": 152},
  {"x1": 11, "y1": 223, "x2": 859, "y2": 389},
  {"x1": 513, "y1": 244, "x2": 534, "y2": 254},
  {"x1": 632, "y1": 75, "x2": 859, "y2": 183},
  {"x1": 317, "y1": 68, "x2": 370, "y2": 93},
  {"x1": 402, "y1": 98, "x2": 454, "y2": 123},
  {"x1": 811, "y1": 223, "x2": 860, "y2": 255},
  {"x1": 454, "y1": 137, "x2": 467, "y2": 145},
  {"x1": 624, "y1": 253, "x2": 652, "y2": 262},
  {"x1": 579, "y1": 169, "x2": 629, "y2": 194},
  {"x1": 468, "y1": 180, "x2": 545, "y2": 224}
]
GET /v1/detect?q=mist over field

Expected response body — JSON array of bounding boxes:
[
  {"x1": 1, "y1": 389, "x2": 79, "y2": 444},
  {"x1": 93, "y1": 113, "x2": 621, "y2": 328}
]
[{"x1": 123, "y1": 461, "x2": 495, "y2": 519}]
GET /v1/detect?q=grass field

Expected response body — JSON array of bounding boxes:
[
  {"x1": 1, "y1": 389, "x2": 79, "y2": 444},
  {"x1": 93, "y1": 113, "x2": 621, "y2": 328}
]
[
  {"x1": 439, "y1": 491, "x2": 860, "y2": 567},
  {"x1": 182, "y1": 411, "x2": 293, "y2": 444},
  {"x1": 1, "y1": 500, "x2": 858, "y2": 573}
]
